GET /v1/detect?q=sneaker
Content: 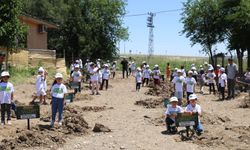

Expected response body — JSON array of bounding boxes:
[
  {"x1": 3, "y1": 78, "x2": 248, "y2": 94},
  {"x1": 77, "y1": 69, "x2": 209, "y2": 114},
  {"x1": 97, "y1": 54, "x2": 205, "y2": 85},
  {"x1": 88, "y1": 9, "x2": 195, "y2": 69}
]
[
  {"x1": 58, "y1": 121, "x2": 62, "y2": 126},
  {"x1": 96, "y1": 92, "x2": 101, "y2": 95},
  {"x1": 7, "y1": 121, "x2": 11, "y2": 125},
  {"x1": 50, "y1": 121, "x2": 55, "y2": 128}
]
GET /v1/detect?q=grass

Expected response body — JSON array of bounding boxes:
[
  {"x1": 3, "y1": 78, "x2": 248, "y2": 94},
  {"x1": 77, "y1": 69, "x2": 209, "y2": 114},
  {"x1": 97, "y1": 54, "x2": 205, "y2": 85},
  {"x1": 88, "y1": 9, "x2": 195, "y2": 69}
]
[{"x1": 118, "y1": 54, "x2": 209, "y2": 72}]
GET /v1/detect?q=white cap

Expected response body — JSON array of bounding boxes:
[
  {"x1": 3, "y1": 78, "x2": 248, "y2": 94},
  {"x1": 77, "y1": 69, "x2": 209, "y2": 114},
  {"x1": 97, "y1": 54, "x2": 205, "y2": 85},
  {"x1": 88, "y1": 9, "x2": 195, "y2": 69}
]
[
  {"x1": 75, "y1": 60, "x2": 79, "y2": 63},
  {"x1": 170, "y1": 97, "x2": 178, "y2": 102},
  {"x1": 38, "y1": 67, "x2": 44, "y2": 72},
  {"x1": 191, "y1": 67, "x2": 196, "y2": 70},
  {"x1": 174, "y1": 68, "x2": 178, "y2": 71},
  {"x1": 217, "y1": 64, "x2": 221, "y2": 67},
  {"x1": 154, "y1": 64, "x2": 159, "y2": 67},
  {"x1": 137, "y1": 67, "x2": 141, "y2": 71},
  {"x1": 220, "y1": 67, "x2": 225, "y2": 72},
  {"x1": 199, "y1": 65, "x2": 203, "y2": 68},
  {"x1": 1, "y1": 71, "x2": 10, "y2": 77},
  {"x1": 104, "y1": 64, "x2": 109, "y2": 67},
  {"x1": 75, "y1": 64, "x2": 80, "y2": 68},
  {"x1": 146, "y1": 65, "x2": 150, "y2": 68},
  {"x1": 188, "y1": 70, "x2": 193, "y2": 74},
  {"x1": 97, "y1": 59, "x2": 101, "y2": 61},
  {"x1": 177, "y1": 69, "x2": 182, "y2": 73},
  {"x1": 200, "y1": 68, "x2": 204, "y2": 70},
  {"x1": 142, "y1": 61, "x2": 146, "y2": 64},
  {"x1": 55, "y1": 73, "x2": 63, "y2": 78},
  {"x1": 204, "y1": 62, "x2": 208, "y2": 65},
  {"x1": 189, "y1": 94, "x2": 198, "y2": 100},
  {"x1": 208, "y1": 68, "x2": 213, "y2": 71}
]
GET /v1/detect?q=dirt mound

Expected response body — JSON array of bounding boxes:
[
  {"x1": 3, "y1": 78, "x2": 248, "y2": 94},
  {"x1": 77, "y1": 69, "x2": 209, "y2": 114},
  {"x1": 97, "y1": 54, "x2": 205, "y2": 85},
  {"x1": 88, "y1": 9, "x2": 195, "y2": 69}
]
[
  {"x1": 239, "y1": 95, "x2": 250, "y2": 108},
  {"x1": 191, "y1": 125, "x2": 250, "y2": 149},
  {"x1": 74, "y1": 93, "x2": 93, "y2": 101},
  {"x1": 93, "y1": 123, "x2": 111, "y2": 132},
  {"x1": 143, "y1": 115, "x2": 165, "y2": 126},
  {"x1": 145, "y1": 81, "x2": 172, "y2": 97},
  {"x1": 135, "y1": 98, "x2": 163, "y2": 108},
  {"x1": 81, "y1": 106, "x2": 113, "y2": 112},
  {"x1": 201, "y1": 112, "x2": 231, "y2": 125}
]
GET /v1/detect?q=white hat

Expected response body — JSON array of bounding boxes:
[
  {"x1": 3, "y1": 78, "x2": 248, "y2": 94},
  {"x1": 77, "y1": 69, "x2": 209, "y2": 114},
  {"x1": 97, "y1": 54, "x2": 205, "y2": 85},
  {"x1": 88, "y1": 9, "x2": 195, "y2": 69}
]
[
  {"x1": 38, "y1": 67, "x2": 44, "y2": 72},
  {"x1": 137, "y1": 67, "x2": 141, "y2": 71},
  {"x1": 189, "y1": 94, "x2": 198, "y2": 100},
  {"x1": 154, "y1": 64, "x2": 159, "y2": 67},
  {"x1": 1, "y1": 71, "x2": 10, "y2": 77},
  {"x1": 170, "y1": 97, "x2": 178, "y2": 102},
  {"x1": 75, "y1": 60, "x2": 79, "y2": 63},
  {"x1": 204, "y1": 62, "x2": 208, "y2": 65},
  {"x1": 220, "y1": 67, "x2": 225, "y2": 72},
  {"x1": 146, "y1": 65, "x2": 150, "y2": 68},
  {"x1": 188, "y1": 70, "x2": 193, "y2": 74},
  {"x1": 75, "y1": 64, "x2": 80, "y2": 68},
  {"x1": 208, "y1": 68, "x2": 213, "y2": 71},
  {"x1": 142, "y1": 61, "x2": 146, "y2": 64},
  {"x1": 199, "y1": 65, "x2": 203, "y2": 68},
  {"x1": 97, "y1": 59, "x2": 101, "y2": 61},
  {"x1": 191, "y1": 67, "x2": 196, "y2": 70},
  {"x1": 177, "y1": 69, "x2": 182, "y2": 73},
  {"x1": 55, "y1": 73, "x2": 63, "y2": 79},
  {"x1": 104, "y1": 64, "x2": 109, "y2": 67},
  {"x1": 191, "y1": 64, "x2": 195, "y2": 67},
  {"x1": 174, "y1": 68, "x2": 178, "y2": 71},
  {"x1": 217, "y1": 64, "x2": 221, "y2": 67},
  {"x1": 200, "y1": 68, "x2": 204, "y2": 70}
]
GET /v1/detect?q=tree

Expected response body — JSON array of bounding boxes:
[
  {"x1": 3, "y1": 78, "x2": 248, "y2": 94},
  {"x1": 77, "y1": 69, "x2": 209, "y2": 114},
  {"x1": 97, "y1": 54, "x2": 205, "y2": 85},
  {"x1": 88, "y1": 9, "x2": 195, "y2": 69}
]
[
  {"x1": 0, "y1": 0, "x2": 27, "y2": 69},
  {"x1": 181, "y1": 0, "x2": 225, "y2": 67}
]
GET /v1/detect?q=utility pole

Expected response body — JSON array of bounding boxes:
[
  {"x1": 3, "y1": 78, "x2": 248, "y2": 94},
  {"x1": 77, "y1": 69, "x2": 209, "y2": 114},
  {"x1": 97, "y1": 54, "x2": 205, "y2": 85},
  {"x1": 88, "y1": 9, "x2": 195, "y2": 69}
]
[{"x1": 147, "y1": 12, "x2": 155, "y2": 63}]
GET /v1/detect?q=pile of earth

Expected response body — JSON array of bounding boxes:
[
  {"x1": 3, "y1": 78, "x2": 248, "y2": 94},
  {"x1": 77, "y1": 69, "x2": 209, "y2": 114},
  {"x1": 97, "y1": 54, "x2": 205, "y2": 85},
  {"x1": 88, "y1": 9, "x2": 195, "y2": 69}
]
[
  {"x1": 143, "y1": 115, "x2": 165, "y2": 126},
  {"x1": 74, "y1": 93, "x2": 93, "y2": 101},
  {"x1": 146, "y1": 81, "x2": 172, "y2": 97},
  {"x1": 81, "y1": 106, "x2": 113, "y2": 112},
  {"x1": 239, "y1": 95, "x2": 250, "y2": 108},
  {"x1": 190, "y1": 125, "x2": 250, "y2": 149},
  {"x1": 201, "y1": 111, "x2": 231, "y2": 125},
  {"x1": 135, "y1": 98, "x2": 164, "y2": 109}
]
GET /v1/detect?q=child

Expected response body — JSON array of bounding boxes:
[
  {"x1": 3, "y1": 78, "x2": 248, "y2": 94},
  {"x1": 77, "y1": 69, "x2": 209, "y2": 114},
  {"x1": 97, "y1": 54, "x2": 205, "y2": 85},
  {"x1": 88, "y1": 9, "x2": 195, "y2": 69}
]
[
  {"x1": 198, "y1": 68, "x2": 206, "y2": 94},
  {"x1": 184, "y1": 94, "x2": 203, "y2": 135},
  {"x1": 111, "y1": 61, "x2": 117, "y2": 79},
  {"x1": 89, "y1": 63, "x2": 100, "y2": 95},
  {"x1": 131, "y1": 62, "x2": 136, "y2": 76},
  {"x1": 153, "y1": 64, "x2": 161, "y2": 87},
  {"x1": 207, "y1": 69, "x2": 216, "y2": 94},
  {"x1": 100, "y1": 64, "x2": 110, "y2": 90},
  {"x1": 218, "y1": 68, "x2": 227, "y2": 100},
  {"x1": 172, "y1": 69, "x2": 185, "y2": 105},
  {"x1": 71, "y1": 64, "x2": 82, "y2": 94},
  {"x1": 135, "y1": 67, "x2": 143, "y2": 91},
  {"x1": 185, "y1": 71, "x2": 196, "y2": 104},
  {"x1": 0, "y1": 71, "x2": 14, "y2": 125},
  {"x1": 50, "y1": 73, "x2": 67, "y2": 127},
  {"x1": 165, "y1": 97, "x2": 183, "y2": 133},
  {"x1": 31, "y1": 67, "x2": 47, "y2": 104},
  {"x1": 142, "y1": 65, "x2": 151, "y2": 86}
]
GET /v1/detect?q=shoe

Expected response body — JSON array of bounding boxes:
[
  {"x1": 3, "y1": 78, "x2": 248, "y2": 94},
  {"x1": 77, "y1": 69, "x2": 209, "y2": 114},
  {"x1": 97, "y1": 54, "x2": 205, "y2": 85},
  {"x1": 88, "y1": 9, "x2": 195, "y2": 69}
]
[
  {"x1": 96, "y1": 92, "x2": 101, "y2": 95},
  {"x1": 58, "y1": 121, "x2": 62, "y2": 126},
  {"x1": 90, "y1": 92, "x2": 95, "y2": 95},
  {"x1": 50, "y1": 121, "x2": 55, "y2": 128},
  {"x1": 7, "y1": 121, "x2": 11, "y2": 125}
]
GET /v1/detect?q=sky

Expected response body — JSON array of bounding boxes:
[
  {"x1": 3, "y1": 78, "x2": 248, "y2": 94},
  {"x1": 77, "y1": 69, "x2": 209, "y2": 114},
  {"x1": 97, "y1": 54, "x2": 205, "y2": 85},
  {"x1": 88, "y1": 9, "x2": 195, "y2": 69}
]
[{"x1": 121, "y1": 0, "x2": 226, "y2": 57}]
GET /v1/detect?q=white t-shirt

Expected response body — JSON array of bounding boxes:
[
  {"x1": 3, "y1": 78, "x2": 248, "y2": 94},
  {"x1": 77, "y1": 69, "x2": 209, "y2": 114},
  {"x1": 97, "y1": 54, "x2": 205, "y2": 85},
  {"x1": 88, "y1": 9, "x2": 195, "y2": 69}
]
[
  {"x1": 153, "y1": 69, "x2": 161, "y2": 79},
  {"x1": 71, "y1": 71, "x2": 82, "y2": 82},
  {"x1": 111, "y1": 64, "x2": 116, "y2": 72},
  {"x1": 36, "y1": 75, "x2": 46, "y2": 92},
  {"x1": 165, "y1": 105, "x2": 183, "y2": 115},
  {"x1": 181, "y1": 69, "x2": 186, "y2": 77},
  {"x1": 89, "y1": 67, "x2": 99, "y2": 81},
  {"x1": 185, "y1": 104, "x2": 201, "y2": 113},
  {"x1": 245, "y1": 71, "x2": 250, "y2": 80},
  {"x1": 102, "y1": 69, "x2": 110, "y2": 80},
  {"x1": 131, "y1": 64, "x2": 136, "y2": 71},
  {"x1": 219, "y1": 73, "x2": 227, "y2": 87},
  {"x1": 143, "y1": 69, "x2": 151, "y2": 79},
  {"x1": 185, "y1": 77, "x2": 196, "y2": 93},
  {"x1": 51, "y1": 83, "x2": 67, "y2": 99},
  {"x1": 207, "y1": 72, "x2": 216, "y2": 83},
  {"x1": 0, "y1": 82, "x2": 14, "y2": 104},
  {"x1": 70, "y1": 64, "x2": 74, "y2": 71},
  {"x1": 135, "y1": 72, "x2": 142, "y2": 83},
  {"x1": 172, "y1": 76, "x2": 185, "y2": 92}
]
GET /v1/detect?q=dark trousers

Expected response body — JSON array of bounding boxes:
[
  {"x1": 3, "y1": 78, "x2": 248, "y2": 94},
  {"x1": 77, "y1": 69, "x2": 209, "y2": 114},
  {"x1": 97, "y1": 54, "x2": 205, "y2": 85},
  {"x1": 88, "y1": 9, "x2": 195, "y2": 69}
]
[
  {"x1": 219, "y1": 84, "x2": 225, "y2": 100},
  {"x1": 112, "y1": 72, "x2": 116, "y2": 78},
  {"x1": 142, "y1": 78, "x2": 149, "y2": 86},
  {"x1": 122, "y1": 68, "x2": 128, "y2": 78},
  {"x1": 209, "y1": 83, "x2": 215, "y2": 94},
  {"x1": 51, "y1": 97, "x2": 64, "y2": 122},
  {"x1": 136, "y1": 83, "x2": 141, "y2": 91},
  {"x1": 227, "y1": 79, "x2": 235, "y2": 98},
  {"x1": 186, "y1": 92, "x2": 193, "y2": 104},
  {"x1": 101, "y1": 79, "x2": 109, "y2": 90},
  {"x1": 128, "y1": 68, "x2": 132, "y2": 75},
  {"x1": 1, "y1": 104, "x2": 11, "y2": 123},
  {"x1": 74, "y1": 82, "x2": 81, "y2": 94},
  {"x1": 165, "y1": 117, "x2": 175, "y2": 131}
]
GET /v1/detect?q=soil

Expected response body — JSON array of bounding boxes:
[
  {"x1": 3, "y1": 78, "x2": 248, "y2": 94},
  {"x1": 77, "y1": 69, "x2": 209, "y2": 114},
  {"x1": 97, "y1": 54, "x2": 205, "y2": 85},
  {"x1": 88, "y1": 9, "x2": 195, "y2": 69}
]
[{"x1": 0, "y1": 73, "x2": 250, "y2": 150}]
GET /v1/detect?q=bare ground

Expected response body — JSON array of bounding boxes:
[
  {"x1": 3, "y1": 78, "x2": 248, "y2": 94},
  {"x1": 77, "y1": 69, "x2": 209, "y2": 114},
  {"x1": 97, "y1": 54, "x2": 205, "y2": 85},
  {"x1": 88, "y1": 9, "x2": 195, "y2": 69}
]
[{"x1": 0, "y1": 73, "x2": 249, "y2": 150}]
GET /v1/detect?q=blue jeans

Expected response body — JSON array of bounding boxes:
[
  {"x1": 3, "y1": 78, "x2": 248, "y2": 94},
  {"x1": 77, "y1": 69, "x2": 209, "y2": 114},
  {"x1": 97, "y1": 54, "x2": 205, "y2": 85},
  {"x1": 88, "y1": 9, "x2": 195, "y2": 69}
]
[
  {"x1": 195, "y1": 121, "x2": 203, "y2": 132},
  {"x1": 52, "y1": 97, "x2": 64, "y2": 122}
]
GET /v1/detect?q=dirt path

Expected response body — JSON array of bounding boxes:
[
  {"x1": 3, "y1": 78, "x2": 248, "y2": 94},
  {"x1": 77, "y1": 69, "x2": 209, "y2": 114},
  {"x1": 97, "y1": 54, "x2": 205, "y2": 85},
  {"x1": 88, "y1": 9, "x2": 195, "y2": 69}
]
[{"x1": 58, "y1": 77, "x2": 201, "y2": 150}]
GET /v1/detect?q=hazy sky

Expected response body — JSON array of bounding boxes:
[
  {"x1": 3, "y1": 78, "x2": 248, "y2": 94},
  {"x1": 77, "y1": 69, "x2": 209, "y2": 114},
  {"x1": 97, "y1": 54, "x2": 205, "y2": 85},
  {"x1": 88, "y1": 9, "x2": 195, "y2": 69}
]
[{"x1": 121, "y1": 0, "x2": 226, "y2": 56}]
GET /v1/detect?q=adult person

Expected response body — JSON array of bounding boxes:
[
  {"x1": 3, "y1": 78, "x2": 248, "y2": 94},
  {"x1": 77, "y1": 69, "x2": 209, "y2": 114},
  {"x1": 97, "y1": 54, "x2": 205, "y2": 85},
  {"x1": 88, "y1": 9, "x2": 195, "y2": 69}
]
[
  {"x1": 226, "y1": 58, "x2": 238, "y2": 99},
  {"x1": 165, "y1": 63, "x2": 171, "y2": 81},
  {"x1": 120, "y1": 58, "x2": 129, "y2": 79}
]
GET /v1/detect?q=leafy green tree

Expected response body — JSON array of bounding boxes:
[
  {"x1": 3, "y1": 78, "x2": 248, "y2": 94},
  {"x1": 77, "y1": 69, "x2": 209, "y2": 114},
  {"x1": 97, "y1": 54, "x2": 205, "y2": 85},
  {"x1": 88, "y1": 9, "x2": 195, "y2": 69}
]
[
  {"x1": 0, "y1": 0, "x2": 27, "y2": 69},
  {"x1": 181, "y1": 0, "x2": 225, "y2": 67}
]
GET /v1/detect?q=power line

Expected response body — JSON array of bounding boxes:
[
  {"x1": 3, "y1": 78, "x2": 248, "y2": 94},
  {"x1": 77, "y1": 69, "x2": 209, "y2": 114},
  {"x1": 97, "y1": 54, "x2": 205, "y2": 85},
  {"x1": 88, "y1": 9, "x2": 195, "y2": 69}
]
[{"x1": 124, "y1": 9, "x2": 182, "y2": 17}]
